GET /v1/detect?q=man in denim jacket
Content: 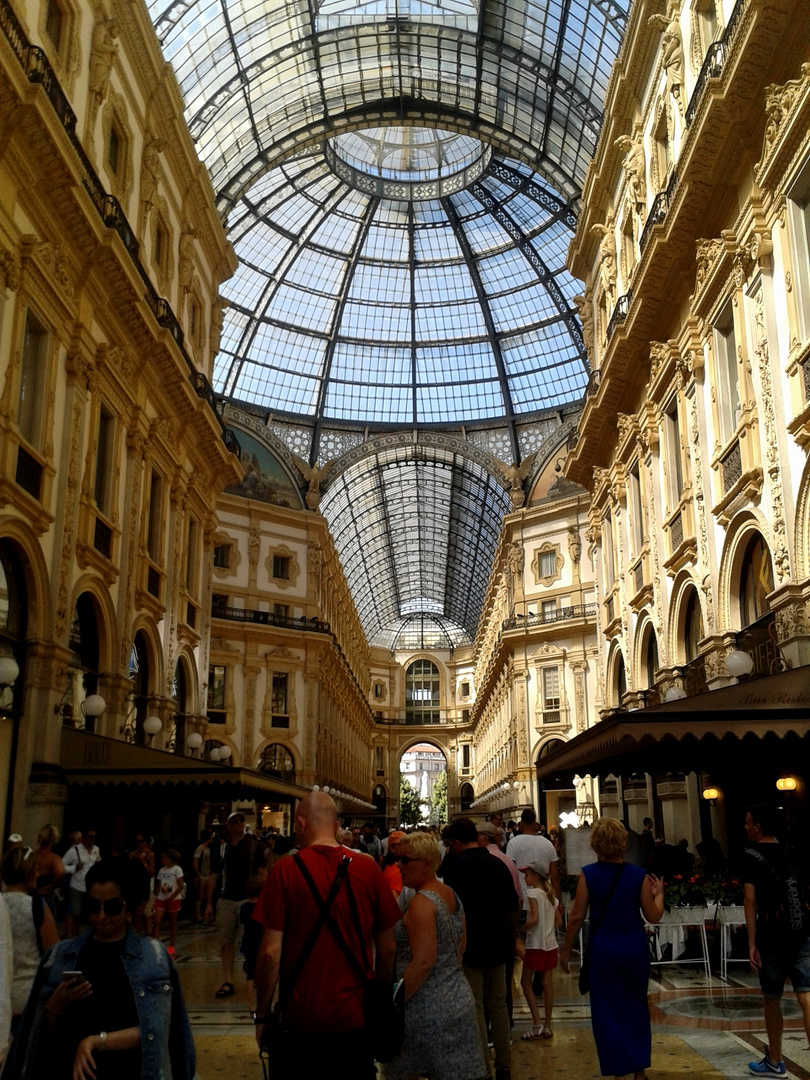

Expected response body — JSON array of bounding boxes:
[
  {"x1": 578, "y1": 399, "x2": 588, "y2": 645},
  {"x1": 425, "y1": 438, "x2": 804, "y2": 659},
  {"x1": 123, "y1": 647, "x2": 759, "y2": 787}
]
[{"x1": 2, "y1": 858, "x2": 196, "y2": 1080}]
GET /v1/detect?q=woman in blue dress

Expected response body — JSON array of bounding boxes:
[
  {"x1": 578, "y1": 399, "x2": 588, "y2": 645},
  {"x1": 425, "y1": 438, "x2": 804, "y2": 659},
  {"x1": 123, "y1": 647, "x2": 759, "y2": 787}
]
[{"x1": 560, "y1": 818, "x2": 664, "y2": 1079}]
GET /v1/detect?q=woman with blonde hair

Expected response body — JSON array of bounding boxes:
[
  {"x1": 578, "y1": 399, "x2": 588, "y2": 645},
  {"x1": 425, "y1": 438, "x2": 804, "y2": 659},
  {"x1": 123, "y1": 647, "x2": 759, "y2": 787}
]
[
  {"x1": 560, "y1": 817, "x2": 664, "y2": 1080},
  {"x1": 383, "y1": 831, "x2": 485, "y2": 1080}
]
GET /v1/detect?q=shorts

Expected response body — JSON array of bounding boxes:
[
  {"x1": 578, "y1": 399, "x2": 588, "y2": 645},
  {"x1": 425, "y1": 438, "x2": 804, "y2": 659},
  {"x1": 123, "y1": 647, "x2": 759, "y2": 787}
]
[
  {"x1": 523, "y1": 948, "x2": 558, "y2": 972},
  {"x1": 70, "y1": 887, "x2": 85, "y2": 917},
  {"x1": 155, "y1": 898, "x2": 181, "y2": 913},
  {"x1": 216, "y1": 897, "x2": 243, "y2": 946},
  {"x1": 757, "y1": 935, "x2": 810, "y2": 998}
]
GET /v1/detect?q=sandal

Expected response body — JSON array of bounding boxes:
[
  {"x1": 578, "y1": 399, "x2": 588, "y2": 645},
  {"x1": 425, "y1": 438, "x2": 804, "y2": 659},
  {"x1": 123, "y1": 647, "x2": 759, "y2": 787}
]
[
  {"x1": 540, "y1": 1027, "x2": 553, "y2": 1039},
  {"x1": 521, "y1": 1026, "x2": 542, "y2": 1041},
  {"x1": 215, "y1": 982, "x2": 235, "y2": 998}
]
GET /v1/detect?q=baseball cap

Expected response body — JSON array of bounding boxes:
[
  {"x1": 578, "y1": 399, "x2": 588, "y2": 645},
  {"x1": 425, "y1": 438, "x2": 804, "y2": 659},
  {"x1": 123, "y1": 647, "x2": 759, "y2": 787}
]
[
  {"x1": 388, "y1": 831, "x2": 406, "y2": 845},
  {"x1": 476, "y1": 822, "x2": 497, "y2": 838},
  {"x1": 227, "y1": 811, "x2": 246, "y2": 823},
  {"x1": 6, "y1": 833, "x2": 22, "y2": 844},
  {"x1": 518, "y1": 860, "x2": 546, "y2": 876}
]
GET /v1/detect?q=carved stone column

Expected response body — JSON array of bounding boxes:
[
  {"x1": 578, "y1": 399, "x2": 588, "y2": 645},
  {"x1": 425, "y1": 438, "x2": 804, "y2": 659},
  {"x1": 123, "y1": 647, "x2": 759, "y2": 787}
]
[{"x1": 569, "y1": 658, "x2": 588, "y2": 733}]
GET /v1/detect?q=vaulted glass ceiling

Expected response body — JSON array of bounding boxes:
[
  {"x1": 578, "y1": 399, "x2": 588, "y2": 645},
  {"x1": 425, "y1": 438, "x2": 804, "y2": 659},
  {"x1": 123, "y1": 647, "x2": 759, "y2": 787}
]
[
  {"x1": 149, "y1": 0, "x2": 629, "y2": 647},
  {"x1": 214, "y1": 146, "x2": 587, "y2": 428}
]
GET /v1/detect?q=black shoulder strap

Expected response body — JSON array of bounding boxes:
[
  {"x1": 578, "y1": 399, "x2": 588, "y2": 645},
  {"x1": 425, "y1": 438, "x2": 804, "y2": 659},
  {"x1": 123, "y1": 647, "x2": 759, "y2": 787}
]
[
  {"x1": 294, "y1": 853, "x2": 370, "y2": 986},
  {"x1": 32, "y1": 892, "x2": 45, "y2": 955},
  {"x1": 279, "y1": 854, "x2": 350, "y2": 1007}
]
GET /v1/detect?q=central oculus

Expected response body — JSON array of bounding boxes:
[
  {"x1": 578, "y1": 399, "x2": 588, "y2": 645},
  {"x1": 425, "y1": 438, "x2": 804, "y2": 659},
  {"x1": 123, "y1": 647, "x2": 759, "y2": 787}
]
[{"x1": 326, "y1": 126, "x2": 491, "y2": 200}]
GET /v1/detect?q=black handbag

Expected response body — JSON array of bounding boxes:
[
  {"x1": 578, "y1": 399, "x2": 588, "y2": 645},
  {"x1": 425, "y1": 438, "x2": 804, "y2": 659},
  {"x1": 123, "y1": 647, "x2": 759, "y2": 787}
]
[
  {"x1": 578, "y1": 863, "x2": 625, "y2": 996},
  {"x1": 294, "y1": 853, "x2": 405, "y2": 1062}
]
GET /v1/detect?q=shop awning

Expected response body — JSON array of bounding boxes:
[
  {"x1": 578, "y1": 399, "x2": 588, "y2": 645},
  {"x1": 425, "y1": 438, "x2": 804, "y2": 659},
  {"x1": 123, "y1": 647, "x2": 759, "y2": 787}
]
[
  {"x1": 60, "y1": 728, "x2": 311, "y2": 800},
  {"x1": 536, "y1": 665, "x2": 810, "y2": 785}
]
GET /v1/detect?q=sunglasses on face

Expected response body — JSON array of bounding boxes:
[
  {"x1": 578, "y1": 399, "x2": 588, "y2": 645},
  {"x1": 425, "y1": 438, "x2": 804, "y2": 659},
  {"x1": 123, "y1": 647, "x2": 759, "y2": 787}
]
[{"x1": 86, "y1": 897, "x2": 126, "y2": 916}]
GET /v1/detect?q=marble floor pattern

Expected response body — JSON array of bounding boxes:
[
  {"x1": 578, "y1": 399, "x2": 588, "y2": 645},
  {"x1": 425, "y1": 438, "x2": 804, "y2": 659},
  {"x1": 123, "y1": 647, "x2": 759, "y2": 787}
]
[{"x1": 169, "y1": 922, "x2": 810, "y2": 1080}]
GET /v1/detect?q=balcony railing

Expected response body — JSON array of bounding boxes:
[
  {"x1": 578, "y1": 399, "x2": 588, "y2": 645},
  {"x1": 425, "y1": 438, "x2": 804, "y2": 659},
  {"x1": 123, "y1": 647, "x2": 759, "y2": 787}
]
[
  {"x1": 721, "y1": 439, "x2": 743, "y2": 493},
  {"x1": 606, "y1": 291, "x2": 632, "y2": 339},
  {"x1": 639, "y1": 171, "x2": 678, "y2": 256},
  {"x1": 502, "y1": 604, "x2": 597, "y2": 632},
  {"x1": 211, "y1": 604, "x2": 330, "y2": 633},
  {"x1": 0, "y1": 0, "x2": 238, "y2": 453},
  {"x1": 684, "y1": 0, "x2": 746, "y2": 128},
  {"x1": 374, "y1": 708, "x2": 472, "y2": 726}
]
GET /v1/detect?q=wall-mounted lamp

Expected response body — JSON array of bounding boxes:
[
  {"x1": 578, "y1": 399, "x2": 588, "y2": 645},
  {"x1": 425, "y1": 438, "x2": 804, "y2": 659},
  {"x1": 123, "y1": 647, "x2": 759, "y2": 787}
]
[
  {"x1": 702, "y1": 786, "x2": 719, "y2": 805},
  {"x1": 218, "y1": 745, "x2": 232, "y2": 763},
  {"x1": 725, "y1": 649, "x2": 754, "y2": 678},
  {"x1": 142, "y1": 715, "x2": 162, "y2": 740},
  {"x1": 0, "y1": 655, "x2": 18, "y2": 710},
  {"x1": 776, "y1": 777, "x2": 797, "y2": 792},
  {"x1": 187, "y1": 732, "x2": 203, "y2": 754},
  {"x1": 82, "y1": 694, "x2": 106, "y2": 720}
]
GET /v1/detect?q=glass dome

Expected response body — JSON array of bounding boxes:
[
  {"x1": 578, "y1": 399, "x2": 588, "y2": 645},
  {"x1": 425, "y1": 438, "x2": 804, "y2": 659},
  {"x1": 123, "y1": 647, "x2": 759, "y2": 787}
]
[{"x1": 214, "y1": 145, "x2": 587, "y2": 426}]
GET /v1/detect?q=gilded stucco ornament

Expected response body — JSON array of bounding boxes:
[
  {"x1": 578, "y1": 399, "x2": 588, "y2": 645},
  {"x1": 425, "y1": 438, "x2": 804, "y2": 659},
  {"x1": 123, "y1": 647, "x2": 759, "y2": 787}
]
[
  {"x1": 492, "y1": 452, "x2": 537, "y2": 509},
  {"x1": 291, "y1": 454, "x2": 336, "y2": 510},
  {"x1": 695, "y1": 238, "x2": 722, "y2": 289},
  {"x1": 140, "y1": 133, "x2": 167, "y2": 213},
  {"x1": 573, "y1": 292, "x2": 594, "y2": 361},
  {"x1": 759, "y1": 64, "x2": 810, "y2": 162},
  {"x1": 0, "y1": 247, "x2": 19, "y2": 290}
]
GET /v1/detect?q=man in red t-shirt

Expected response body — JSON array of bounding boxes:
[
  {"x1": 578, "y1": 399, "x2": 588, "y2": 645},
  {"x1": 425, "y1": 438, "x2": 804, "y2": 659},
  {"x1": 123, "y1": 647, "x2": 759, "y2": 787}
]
[{"x1": 253, "y1": 792, "x2": 400, "y2": 1078}]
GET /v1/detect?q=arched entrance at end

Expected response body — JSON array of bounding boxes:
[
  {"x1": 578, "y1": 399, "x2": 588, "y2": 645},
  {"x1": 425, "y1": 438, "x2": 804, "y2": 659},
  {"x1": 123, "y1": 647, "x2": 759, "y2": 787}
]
[{"x1": 398, "y1": 740, "x2": 449, "y2": 827}]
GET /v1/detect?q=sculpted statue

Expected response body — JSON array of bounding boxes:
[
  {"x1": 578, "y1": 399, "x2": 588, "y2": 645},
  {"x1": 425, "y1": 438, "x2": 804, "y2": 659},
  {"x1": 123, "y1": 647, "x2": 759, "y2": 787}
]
[
  {"x1": 291, "y1": 454, "x2": 336, "y2": 510},
  {"x1": 210, "y1": 296, "x2": 227, "y2": 357},
  {"x1": 649, "y1": 2, "x2": 684, "y2": 111},
  {"x1": 508, "y1": 541, "x2": 524, "y2": 580},
  {"x1": 178, "y1": 223, "x2": 197, "y2": 291},
  {"x1": 140, "y1": 134, "x2": 167, "y2": 210},
  {"x1": 573, "y1": 293, "x2": 594, "y2": 360},
  {"x1": 568, "y1": 526, "x2": 582, "y2": 566},
  {"x1": 591, "y1": 217, "x2": 617, "y2": 308},
  {"x1": 493, "y1": 452, "x2": 537, "y2": 510},
  {"x1": 88, "y1": 17, "x2": 119, "y2": 106},
  {"x1": 615, "y1": 128, "x2": 647, "y2": 217}
]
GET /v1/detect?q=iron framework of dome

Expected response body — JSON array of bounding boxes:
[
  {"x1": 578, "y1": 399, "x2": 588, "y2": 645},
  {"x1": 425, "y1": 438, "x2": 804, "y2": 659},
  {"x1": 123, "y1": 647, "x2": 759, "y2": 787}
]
[{"x1": 149, "y1": 0, "x2": 630, "y2": 647}]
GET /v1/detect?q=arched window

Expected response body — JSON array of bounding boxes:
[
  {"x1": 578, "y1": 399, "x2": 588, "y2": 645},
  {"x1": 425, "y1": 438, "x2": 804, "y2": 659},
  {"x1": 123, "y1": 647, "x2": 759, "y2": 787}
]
[
  {"x1": 460, "y1": 782, "x2": 474, "y2": 812},
  {"x1": 126, "y1": 632, "x2": 150, "y2": 745},
  {"x1": 171, "y1": 660, "x2": 187, "y2": 754},
  {"x1": 683, "y1": 588, "x2": 704, "y2": 662},
  {"x1": 0, "y1": 541, "x2": 27, "y2": 717},
  {"x1": 739, "y1": 532, "x2": 774, "y2": 627},
  {"x1": 643, "y1": 627, "x2": 659, "y2": 689},
  {"x1": 258, "y1": 743, "x2": 295, "y2": 783},
  {"x1": 614, "y1": 652, "x2": 627, "y2": 705},
  {"x1": 65, "y1": 593, "x2": 100, "y2": 731},
  {"x1": 405, "y1": 659, "x2": 440, "y2": 723},
  {"x1": 372, "y1": 784, "x2": 386, "y2": 815}
]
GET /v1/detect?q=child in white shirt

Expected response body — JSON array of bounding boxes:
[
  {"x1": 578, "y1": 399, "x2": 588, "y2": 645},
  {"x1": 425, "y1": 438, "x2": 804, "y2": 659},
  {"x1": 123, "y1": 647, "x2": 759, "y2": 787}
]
[
  {"x1": 518, "y1": 860, "x2": 562, "y2": 1040},
  {"x1": 153, "y1": 848, "x2": 184, "y2": 954}
]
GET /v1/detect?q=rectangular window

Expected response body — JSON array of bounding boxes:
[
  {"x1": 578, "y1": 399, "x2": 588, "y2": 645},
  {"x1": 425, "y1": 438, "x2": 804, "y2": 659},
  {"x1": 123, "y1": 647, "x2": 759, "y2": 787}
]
[
  {"x1": 46, "y1": 0, "x2": 63, "y2": 49},
  {"x1": 108, "y1": 126, "x2": 121, "y2": 176},
  {"x1": 460, "y1": 680, "x2": 469, "y2": 697},
  {"x1": 272, "y1": 672, "x2": 288, "y2": 715},
  {"x1": 541, "y1": 599, "x2": 558, "y2": 619},
  {"x1": 207, "y1": 665, "x2": 226, "y2": 724},
  {"x1": 628, "y1": 463, "x2": 645, "y2": 556},
  {"x1": 543, "y1": 668, "x2": 561, "y2": 709},
  {"x1": 540, "y1": 550, "x2": 557, "y2": 577},
  {"x1": 154, "y1": 223, "x2": 165, "y2": 267},
  {"x1": 147, "y1": 470, "x2": 162, "y2": 561},
  {"x1": 714, "y1": 302, "x2": 739, "y2": 444},
  {"x1": 665, "y1": 399, "x2": 684, "y2": 504},
  {"x1": 462, "y1": 744, "x2": 471, "y2": 769},
  {"x1": 213, "y1": 543, "x2": 231, "y2": 569},
  {"x1": 19, "y1": 311, "x2": 48, "y2": 448},
  {"x1": 186, "y1": 519, "x2": 198, "y2": 594},
  {"x1": 273, "y1": 555, "x2": 291, "y2": 579},
  {"x1": 273, "y1": 603, "x2": 289, "y2": 619},
  {"x1": 375, "y1": 746, "x2": 384, "y2": 773},
  {"x1": 94, "y1": 407, "x2": 114, "y2": 515},
  {"x1": 211, "y1": 593, "x2": 228, "y2": 616},
  {"x1": 603, "y1": 509, "x2": 616, "y2": 587}
]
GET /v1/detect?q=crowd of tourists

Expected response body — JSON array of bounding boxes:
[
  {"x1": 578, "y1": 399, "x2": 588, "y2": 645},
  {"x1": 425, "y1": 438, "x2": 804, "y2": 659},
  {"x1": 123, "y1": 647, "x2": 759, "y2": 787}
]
[{"x1": 0, "y1": 801, "x2": 808, "y2": 1080}]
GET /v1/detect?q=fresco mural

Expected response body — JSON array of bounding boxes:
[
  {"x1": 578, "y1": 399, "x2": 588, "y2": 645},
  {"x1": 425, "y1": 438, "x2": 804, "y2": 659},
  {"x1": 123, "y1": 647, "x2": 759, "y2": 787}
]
[{"x1": 225, "y1": 429, "x2": 303, "y2": 508}]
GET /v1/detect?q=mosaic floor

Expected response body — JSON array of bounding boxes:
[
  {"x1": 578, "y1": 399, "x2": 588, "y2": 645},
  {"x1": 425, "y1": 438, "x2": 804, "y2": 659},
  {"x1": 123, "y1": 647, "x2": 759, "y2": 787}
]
[{"x1": 167, "y1": 921, "x2": 810, "y2": 1080}]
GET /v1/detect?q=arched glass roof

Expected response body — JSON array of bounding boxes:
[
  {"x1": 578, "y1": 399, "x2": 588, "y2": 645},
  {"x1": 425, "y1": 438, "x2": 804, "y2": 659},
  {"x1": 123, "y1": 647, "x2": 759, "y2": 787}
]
[
  {"x1": 320, "y1": 442, "x2": 512, "y2": 646},
  {"x1": 214, "y1": 146, "x2": 587, "y2": 428}
]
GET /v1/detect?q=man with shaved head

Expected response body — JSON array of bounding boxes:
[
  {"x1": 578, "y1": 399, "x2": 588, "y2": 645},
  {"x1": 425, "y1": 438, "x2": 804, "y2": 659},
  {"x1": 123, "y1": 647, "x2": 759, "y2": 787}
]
[{"x1": 253, "y1": 792, "x2": 401, "y2": 1078}]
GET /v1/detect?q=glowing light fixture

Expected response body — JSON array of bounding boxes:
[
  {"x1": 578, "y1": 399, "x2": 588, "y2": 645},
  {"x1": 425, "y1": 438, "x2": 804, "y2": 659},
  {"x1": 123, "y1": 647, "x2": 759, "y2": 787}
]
[
  {"x1": 776, "y1": 777, "x2": 797, "y2": 792},
  {"x1": 725, "y1": 649, "x2": 754, "y2": 677}
]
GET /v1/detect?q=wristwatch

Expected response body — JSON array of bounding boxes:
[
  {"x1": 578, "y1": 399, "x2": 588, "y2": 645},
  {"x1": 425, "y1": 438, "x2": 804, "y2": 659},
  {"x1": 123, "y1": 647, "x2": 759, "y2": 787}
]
[{"x1": 98, "y1": 1032, "x2": 108, "y2": 1051}]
